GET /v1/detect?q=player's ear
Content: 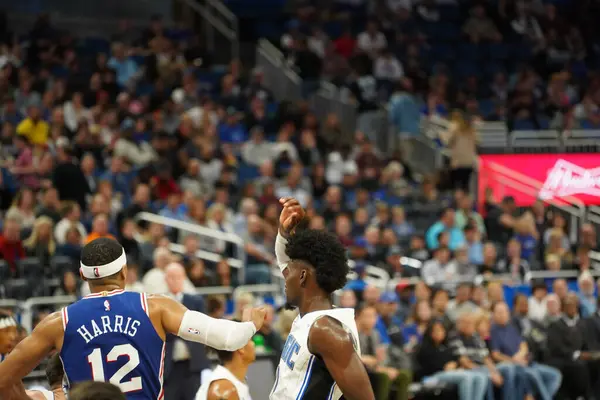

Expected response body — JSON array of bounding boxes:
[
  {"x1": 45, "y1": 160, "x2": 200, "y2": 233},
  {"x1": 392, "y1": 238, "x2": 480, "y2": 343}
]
[
  {"x1": 120, "y1": 265, "x2": 128, "y2": 282},
  {"x1": 300, "y1": 269, "x2": 307, "y2": 287}
]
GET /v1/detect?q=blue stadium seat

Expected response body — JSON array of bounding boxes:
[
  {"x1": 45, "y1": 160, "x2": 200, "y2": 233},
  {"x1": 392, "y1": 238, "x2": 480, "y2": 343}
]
[
  {"x1": 237, "y1": 163, "x2": 261, "y2": 184},
  {"x1": 438, "y1": 4, "x2": 461, "y2": 21},
  {"x1": 457, "y1": 43, "x2": 483, "y2": 61},
  {"x1": 513, "y1": 119, "x2": 537, "y2": 130},
  {"x1": 478, "y1": 98, "x2": 495, "y2": 118},
  {"x1": 454, "y1": 61, "x2": 479, "y2": 78}
]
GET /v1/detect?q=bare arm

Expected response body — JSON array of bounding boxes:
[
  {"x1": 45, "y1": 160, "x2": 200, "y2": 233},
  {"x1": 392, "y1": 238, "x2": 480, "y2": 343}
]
[
  {"x1": 308, "y1": 317, "x2": 375, "y2": 400},
  {"x1": 206, "y1": 380, "x2": 240, "y2": 400},
  {"x1": 0, "y1": 312, "x2": 63, "y2": 393},
  {"x1": 2, "y1": 382, "x2": 30, "y2": 400}
]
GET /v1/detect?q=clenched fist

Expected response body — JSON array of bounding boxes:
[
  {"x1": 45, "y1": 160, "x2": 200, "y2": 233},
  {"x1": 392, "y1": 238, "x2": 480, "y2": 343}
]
[
  {"x1": 279, "y1": 197, "x2": 306, "y2": 238},
  {"x1": 243, "y1": 306, "x2": 267, "y2": 332}
]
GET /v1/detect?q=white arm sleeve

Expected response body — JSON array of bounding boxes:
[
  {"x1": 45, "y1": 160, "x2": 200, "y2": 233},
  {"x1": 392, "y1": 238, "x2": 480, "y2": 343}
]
[
  {"x1": 177, "y1": 310, "x2": 256, "y2": 351},
  {"x1": 275, "y1": 232, "x2": 290, "y2": 272}
]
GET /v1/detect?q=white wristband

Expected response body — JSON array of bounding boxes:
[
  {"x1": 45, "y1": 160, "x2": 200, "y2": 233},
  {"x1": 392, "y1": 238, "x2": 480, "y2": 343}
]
[
  {"x1": 275, "y1": 232, "x2": 290, "y2": 272},
  {"x1": 177, "y1": 310, "x2": 256, "y2": 351}
]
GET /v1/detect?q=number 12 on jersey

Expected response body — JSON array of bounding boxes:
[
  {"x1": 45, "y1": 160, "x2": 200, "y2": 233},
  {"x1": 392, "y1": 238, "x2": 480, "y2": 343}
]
[{"x1": 87, "y1": 344, "x2": 142, "y2": 392}]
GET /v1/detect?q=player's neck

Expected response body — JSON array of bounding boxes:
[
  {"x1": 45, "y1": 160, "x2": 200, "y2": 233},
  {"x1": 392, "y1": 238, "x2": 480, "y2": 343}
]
[
  {"x1": 89, "y1": 283, "x2": 122, "y2": 293},
  {"x1": 299, "y1": 295, "x2": 332, "y2": 317},
  {"x1": 225, "y1": 360, "x2": 248, "y2": 383}
]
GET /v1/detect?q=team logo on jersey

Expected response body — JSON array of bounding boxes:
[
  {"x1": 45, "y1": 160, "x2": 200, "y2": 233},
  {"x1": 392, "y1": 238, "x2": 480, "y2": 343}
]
[
  {"x1": 93, "y1": 268, "x2": 100, "y2": 277},
  {"x1": 104, "y1": 300, "x2": 111, "y2": 311},
  {"x1": 187, "y1": 328, "x2": 201, "y2": 335}
]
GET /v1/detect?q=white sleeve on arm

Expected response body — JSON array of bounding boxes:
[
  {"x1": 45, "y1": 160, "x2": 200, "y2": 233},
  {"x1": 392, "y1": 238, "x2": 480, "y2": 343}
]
[
  {"x1": 177, "y1": 310, "x2": 256, "y2": 351},
  {"x1": 275, "y1": 232, "x2": 290, "y2": 272}
]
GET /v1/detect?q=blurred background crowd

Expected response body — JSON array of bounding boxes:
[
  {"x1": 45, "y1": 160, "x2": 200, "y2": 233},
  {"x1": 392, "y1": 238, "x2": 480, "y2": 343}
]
[{"x1": 1, "y1": 0, "x2": 600, "y2": 398}]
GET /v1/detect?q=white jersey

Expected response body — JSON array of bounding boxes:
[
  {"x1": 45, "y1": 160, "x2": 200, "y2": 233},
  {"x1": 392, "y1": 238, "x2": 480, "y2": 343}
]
[
  {"x1": 28, "y1": 389, "x2": 55, "y2": 400},
  {"x1": 270, "y1": 308, "x2": 360, "y2": 400},
  {"x1": 195, "y1": 365, "x2": 252, "y2": 400}
]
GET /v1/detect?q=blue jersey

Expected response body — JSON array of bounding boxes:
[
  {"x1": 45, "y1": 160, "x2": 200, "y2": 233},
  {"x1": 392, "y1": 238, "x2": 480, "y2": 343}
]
[{"x1": 60, "y1": 289, "x2": 165, "y2": 399}]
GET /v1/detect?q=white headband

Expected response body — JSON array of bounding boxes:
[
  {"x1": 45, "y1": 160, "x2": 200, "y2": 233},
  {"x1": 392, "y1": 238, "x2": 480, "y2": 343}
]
[
  {"x1": 0, "y1": 316, "x2": 16, "y2": 330},
  {"x1": 80, "y1": 248, "x2": 127, "y2": 279}
]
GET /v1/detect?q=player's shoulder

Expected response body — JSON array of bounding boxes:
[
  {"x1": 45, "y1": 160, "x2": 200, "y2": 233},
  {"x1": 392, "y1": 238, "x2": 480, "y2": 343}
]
[
  {"x1": 308, "y1": 315, "x2": 354, "y2": 355},
  {"x1": 207, "y1": 379, "x2": 239, "y2": 400}
]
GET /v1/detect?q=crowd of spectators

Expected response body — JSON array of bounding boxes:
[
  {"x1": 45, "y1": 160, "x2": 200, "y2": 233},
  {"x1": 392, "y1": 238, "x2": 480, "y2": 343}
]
[
  {"x1": 2, "y1": 7, "x2": 600, "y2": 400},
  {"x1": 278, "y1": 0, "x2": 600, "y2": 133}
]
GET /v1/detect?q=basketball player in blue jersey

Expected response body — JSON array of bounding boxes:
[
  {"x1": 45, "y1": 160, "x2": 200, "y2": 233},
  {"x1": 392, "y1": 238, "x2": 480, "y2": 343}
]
[
  {"x1": 0, "y1": 238, "x2": 266, "y2": 399},
  {"x1": 270, "y1": 198, "x2": 375, "y2": 400}
]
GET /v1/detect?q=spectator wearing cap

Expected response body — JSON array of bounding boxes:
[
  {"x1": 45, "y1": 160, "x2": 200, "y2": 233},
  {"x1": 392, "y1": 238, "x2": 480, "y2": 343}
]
[
  {"x1": 218, "y1": 107, "x2": 248, "y2": 146},
  {"x1": 577, "y1": 271, "x2": 597, "y2": 318},
  {"x1": 16, "y1": 105, "x2": 49, "y2": 146},
  {"x1": 344, "y1": 262, "x2": 368, "y2": 292},
  {"x1": 375, "y1": 291, "x2": 404, "y2": 347},
  {"x1": 426, "y1": 208, "x2": 465, "y2": 251},
  {"x1": 490, "y1": 302, "x2": 562, "y2": 400}
]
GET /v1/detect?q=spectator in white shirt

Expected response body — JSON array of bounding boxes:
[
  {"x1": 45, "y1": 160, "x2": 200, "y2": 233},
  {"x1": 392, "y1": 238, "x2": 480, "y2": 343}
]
[
  {"x1": 54, "y1": 201, "x2": 87, "y2": 244},
  {"x1": 125, "y1": 264, "x2": 146, "y2": 292},
  {"x1": 357, "y1": 20, "x2": 388, "y2": 58},
  {"x1": 63, "y1": 92, "x2": 91, "y2": 132},
  {"x1": 143, "y1": 248, "x2": 195, "y2": 294},
  {"x1": 275, "y1": 164, "x2": 311, "y2": 208},
  {"x1": 374, "y1": 49, "x2": 404, "y2": 81},
  {"x1": 241, "y1": 126, "x2": 274, "y2": 167},
  {"x1": 308, "y1": 27, "x2": 329, "y2": 59},
  {"x1": 528, "y1": 281, "x2": 548, "y2": 322}
]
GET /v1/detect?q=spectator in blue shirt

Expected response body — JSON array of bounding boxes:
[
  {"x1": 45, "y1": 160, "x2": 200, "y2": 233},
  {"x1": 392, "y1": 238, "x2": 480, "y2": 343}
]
[
  {"x1": 218, "y1": 108, "x2": 248, "y2": 145},
  {"x1": 388, "y1": 79, "x2": 420, "y2": 139},
  {"x1": 375, "y1": 291, "x2": 404, "y2": 346},
  {"x1": 490, "y1": 302, "x2": 562, "y2": 400},
  {"x1": 577, "y1": 271, "x2": 597, "y2": 318},
  {"x1": 426, "y1": 207, "x2": 465, "y2": 250},
  {"x1": 464, "y1": 224, "x2": 484, "y2": 265},
  {"x1": 108, "y1": 42, "x2": 140, "y2": 88},
  {"x1": 343, "y1": 262, "x2": 368, "y2": 292}
]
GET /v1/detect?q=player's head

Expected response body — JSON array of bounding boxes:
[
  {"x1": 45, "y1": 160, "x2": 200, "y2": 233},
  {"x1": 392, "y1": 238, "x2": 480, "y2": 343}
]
[
  {"x1": 213, "y1": 336, "x2": 256, "y2": 367},
  {"x1": 45, "y1": 353, "x2": 65, "y2": 390},
  {"x1": 80, "y1": 238, "x2": 127, "y2": 289},
  {"x1": 70, "y1": 382, "x2": 126, "y2": 400},
  {"x1": 284, "y1": 229, "x2": 348, "y2": 308},
  {"x1": 0, "y1": 310, "x2": 17, "y2": 355}
]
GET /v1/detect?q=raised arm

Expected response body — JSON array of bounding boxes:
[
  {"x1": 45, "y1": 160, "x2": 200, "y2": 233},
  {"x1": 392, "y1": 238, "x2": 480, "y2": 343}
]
[
  {"x1": 308, "y1": 316, "x2": 375, "y2": 400},
  {"x1": 276, "y1": 197, "x2": 306, "y2": 272},
  {"x1": 150, "y1": 295, "x2": 265, "y2": 351},
  {"x1": 0, "y1": 313, "x2": 63, "y2": 394}
]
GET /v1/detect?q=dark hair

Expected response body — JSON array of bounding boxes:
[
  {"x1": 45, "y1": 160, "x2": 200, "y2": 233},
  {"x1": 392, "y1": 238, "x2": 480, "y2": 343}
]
[
  {"x1": 45, "y1": 353, "x2": 64, "y2": 388},
  {"x1": 70, "y1": 382, "x2": 126, "y2": 400},
  {"x1": 422, "y1": 319, "x2": 447, "y2": 344},
  {"x1": 285, "y1": 229, "x2": 349, "y2": 294},
  {"x1": 80, "y1": 238, "x2": 124, "y2": 282},
  {"x1": 531, "y1": 280, "x2": 547, "y2": 293},
  {"x1": 206, "y1": 295, "x2": 225, "y2": 315},
  {"x1": 355, "y1": 303, "x2": 375, "y2": 317}
]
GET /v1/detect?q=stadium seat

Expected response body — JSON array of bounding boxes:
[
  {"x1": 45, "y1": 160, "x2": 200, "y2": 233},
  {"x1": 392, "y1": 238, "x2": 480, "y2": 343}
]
[
  {"x1": 0, "y1": 260, "x2": 10, "y2": 281},
  {"x1": 50, "y1": 256, "x2": 76, "y2": 277},
  {"x1": 17, "y1": 258, "x2": 43, "y2": 280}
]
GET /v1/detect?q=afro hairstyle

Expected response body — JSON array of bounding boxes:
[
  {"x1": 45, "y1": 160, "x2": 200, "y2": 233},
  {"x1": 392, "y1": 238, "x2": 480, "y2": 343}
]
[{"x1": 285, "y1": 229, "x2": 349, "y2": 294}]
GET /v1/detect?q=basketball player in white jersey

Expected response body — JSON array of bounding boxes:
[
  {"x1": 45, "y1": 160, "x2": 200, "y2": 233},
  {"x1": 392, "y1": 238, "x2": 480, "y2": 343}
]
[
  {"x1": 270, "y1": 198, "x2": 375, "y2": 400},
  {"x1": 0, "y1": 311, "x2": 17, "y2": 362},
  {"x1": 195, "y1": 335, "x2": 255, "y2": 400}
]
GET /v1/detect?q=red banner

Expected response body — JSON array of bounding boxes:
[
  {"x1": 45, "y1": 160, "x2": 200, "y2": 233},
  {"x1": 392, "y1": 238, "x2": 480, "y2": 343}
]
[{"x1": 478, "y1": 154, "x2": 600, "y2": 208}]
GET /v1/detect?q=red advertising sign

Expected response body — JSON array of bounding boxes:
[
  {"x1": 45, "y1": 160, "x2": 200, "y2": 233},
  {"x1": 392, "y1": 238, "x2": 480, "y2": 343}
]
[{"x1": 478, "y1": 154, "x2": 600, "y2": 208}]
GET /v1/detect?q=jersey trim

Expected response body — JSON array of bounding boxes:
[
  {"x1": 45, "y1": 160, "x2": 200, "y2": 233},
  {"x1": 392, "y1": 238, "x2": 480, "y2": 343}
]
[
  {"x1": 61, "y1": 307, "x2": 69, "y2": 330},
  {"x1": 270, "y1": 365, "x2": 280, "y2": 398},
  {"x1": 157, "y1": 342, "x2": 166, "y2": 400},
  {"x1": 83, "y1": 289, "x2": 125, "y2": 299},
  {"x1": 327, "y1": 383, "x2": 337, "y2": 400},
  {"x1": 295, "y1": 355, "x2": 315, "y2": 400},
  {"x1": 140, "y1": 293, "x2": 149, "y2": 317}
]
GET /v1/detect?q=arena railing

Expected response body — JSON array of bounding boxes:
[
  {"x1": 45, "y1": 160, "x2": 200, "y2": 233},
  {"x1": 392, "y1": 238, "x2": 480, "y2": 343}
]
[
  {"x1": 177, "y1": 0, "x2": 239, "y2": 61},
  {"x1": 134, "y1": 212, "x2": 247, "y2": 283},
  {"x1": 256, "y1": 39, "x2": 302, "y2": 102}
]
